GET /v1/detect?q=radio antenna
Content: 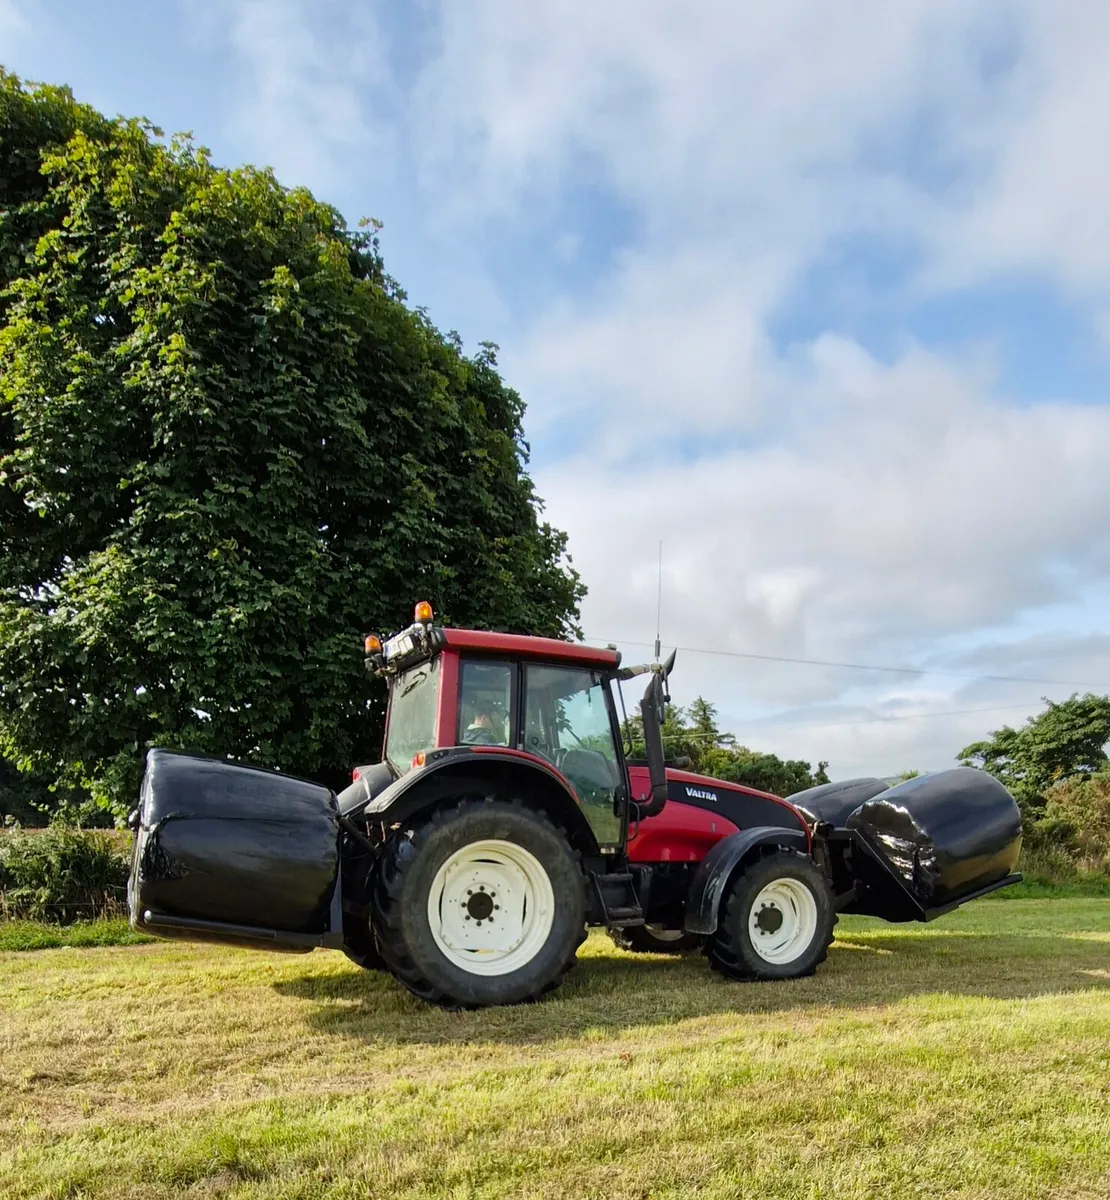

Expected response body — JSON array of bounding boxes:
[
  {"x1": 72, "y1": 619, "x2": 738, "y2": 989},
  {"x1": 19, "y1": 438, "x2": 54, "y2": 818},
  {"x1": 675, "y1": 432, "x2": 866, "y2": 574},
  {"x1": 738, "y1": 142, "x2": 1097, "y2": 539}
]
[{"x1": 654, "y1": 540, "x2": 662, "y2": 663}]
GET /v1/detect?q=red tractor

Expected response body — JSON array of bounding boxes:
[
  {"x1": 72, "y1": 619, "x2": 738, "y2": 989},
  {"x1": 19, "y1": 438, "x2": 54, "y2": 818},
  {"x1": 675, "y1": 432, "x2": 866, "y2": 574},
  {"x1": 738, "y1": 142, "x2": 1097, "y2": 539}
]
[{"x1": 129, "y1": 604, "x2": 1023, "y2": 1008}]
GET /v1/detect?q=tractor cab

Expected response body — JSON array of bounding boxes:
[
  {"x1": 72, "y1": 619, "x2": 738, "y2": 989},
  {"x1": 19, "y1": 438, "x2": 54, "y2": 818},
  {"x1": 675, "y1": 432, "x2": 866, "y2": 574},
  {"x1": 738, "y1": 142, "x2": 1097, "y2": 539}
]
[{"x1": 355, "y1": 602, "x2": 670, "y2": 855}]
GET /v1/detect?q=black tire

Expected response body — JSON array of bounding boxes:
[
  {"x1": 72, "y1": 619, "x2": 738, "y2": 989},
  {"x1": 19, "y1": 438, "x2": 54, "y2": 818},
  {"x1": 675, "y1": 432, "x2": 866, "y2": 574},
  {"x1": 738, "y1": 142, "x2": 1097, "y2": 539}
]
[
  {"x1": 612, "y1": 925, "x2": 704, "y2": 955},
  {"x1": 341, "y1": 922, "x2": 385, "y2": 971},
  {"x1": 706, "y1": 850, "x2": 836, "y2": 982},
  {"x1": 372, "y1": 797, "x2": 586, "y2": 1008}
]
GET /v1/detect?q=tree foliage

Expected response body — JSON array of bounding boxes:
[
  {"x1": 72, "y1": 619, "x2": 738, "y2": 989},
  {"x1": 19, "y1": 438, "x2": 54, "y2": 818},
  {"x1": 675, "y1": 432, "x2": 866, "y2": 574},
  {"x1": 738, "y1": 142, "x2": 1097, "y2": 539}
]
[
  {"x1": 0, "y1": 72, "x2": 583, "y2": 817},
  {"x1": 958, "y1": 694, "x2": 1110, "y2": 819},
  {"x1": 0, "y1": 758, "x2": 52, "y2": 825},
  {"x1": 1040, "y1": 771, "x2": 1110, "y2": 872},
  {"x1": 623, "y1": 694, "x2": 829, "y2": 797}
]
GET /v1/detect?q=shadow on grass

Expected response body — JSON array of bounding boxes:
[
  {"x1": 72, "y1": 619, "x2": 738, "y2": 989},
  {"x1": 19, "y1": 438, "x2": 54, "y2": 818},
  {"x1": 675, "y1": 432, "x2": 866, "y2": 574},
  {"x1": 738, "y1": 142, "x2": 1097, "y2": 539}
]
[{"x1": 271, "y1": 927, "x2": 1110, "y2": 1046}]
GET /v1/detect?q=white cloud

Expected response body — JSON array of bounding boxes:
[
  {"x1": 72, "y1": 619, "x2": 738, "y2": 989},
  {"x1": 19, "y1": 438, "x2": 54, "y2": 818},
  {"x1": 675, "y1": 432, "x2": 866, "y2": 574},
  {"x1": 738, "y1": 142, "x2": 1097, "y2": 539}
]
[
  {"x1": 725, "y1": 627, "x2": 1110, "y2": 777},
  {"x1": 534, "y1": 333, "x2": 1110, "y2": 773},
  {"x1": 930, "y1": 6, "x2": 1110, "y2": 294},
  {"x1": 531, "y1": 315, "x2": 1108, "y2": 641},
  {"x1": 729, "y1": 694, "x2": 1033, "y2": 780},
  {"x1": 414, "y1": 1, "x2": 994, "y2": 229},
  {"x1": 202, "y1": 2, "x2": 1110, "y2": 301},
  {"x1": 200, "y1": 1, "x2": 1110, "y2": 776},
  {"x1": 215, "y1": 0, "x2": 393, "y2": 195},
  {"x1": 440, "y1": 3, "x2": 1110, "y2": 776},
  {"x1": 511, "y1": 247, "x2": 780, "y2": 442}
]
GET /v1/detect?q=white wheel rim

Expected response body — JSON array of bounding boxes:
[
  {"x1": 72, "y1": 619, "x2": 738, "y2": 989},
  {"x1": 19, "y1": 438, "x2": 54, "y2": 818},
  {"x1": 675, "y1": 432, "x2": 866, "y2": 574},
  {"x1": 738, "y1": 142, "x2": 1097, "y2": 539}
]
[
  {"x1": 427, "y1": 839, "x2": 555, "y2": 977},
  {"x1": 748, "y1": 878, "x2": 818, "y2": 965}
]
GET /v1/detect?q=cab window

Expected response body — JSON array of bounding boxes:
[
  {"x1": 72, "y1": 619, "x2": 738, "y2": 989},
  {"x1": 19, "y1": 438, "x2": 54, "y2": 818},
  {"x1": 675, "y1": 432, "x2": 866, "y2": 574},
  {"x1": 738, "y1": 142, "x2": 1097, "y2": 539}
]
[
  {"x1": 523, "y1": 664, "x2": 622, "y2": 845},
  {"x1": 385, "y1": 658, "x2": 440, "y2": 774},
  {"x1": 457, "y1": 660, "x2": 513, "y2": 747}
]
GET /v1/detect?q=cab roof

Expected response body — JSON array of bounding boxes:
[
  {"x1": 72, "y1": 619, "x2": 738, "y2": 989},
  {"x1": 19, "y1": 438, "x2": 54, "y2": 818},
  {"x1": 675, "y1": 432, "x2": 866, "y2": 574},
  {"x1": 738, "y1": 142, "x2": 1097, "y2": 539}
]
[{"x1": 441, "y1": 628, "x2": 621, "y2": 671}]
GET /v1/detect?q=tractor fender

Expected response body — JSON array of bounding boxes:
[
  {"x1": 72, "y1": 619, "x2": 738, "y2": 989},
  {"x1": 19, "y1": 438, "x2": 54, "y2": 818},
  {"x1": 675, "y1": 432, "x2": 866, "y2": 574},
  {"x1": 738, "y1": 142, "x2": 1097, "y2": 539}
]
[
  {"x1": 683, "y1": 826, "x2": 810, "y2": 935},
  {"x1": 348, "y1": 748, "x2": 600, "y2": 856}
]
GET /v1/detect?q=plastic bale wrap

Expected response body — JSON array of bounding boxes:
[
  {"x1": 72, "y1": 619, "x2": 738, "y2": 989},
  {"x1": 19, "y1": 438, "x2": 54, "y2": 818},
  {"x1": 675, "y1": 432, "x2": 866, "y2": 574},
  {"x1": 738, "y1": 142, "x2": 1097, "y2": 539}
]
[
  {"x1": 790, "y1": 777, "x2": 891, "y2": 828},
  {"x1": 130, "y1": 749, "x2": 340, "y2": 936},
  {"x1": 846, "y1": 767, "x2": 1021, "y2": 910}
]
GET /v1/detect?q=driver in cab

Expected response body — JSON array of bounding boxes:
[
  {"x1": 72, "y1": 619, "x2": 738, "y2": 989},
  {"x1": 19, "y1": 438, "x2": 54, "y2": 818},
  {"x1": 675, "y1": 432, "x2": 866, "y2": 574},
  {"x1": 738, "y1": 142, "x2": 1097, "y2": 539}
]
[{"x1": 462, "y1": 699, "x2": 504, "y2": 746}]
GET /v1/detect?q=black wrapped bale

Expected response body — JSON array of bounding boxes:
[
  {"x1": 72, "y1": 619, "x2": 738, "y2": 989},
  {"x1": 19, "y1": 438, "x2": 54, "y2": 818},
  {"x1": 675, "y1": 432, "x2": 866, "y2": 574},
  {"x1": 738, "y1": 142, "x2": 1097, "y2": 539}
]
[
  {"x1": 846, "y1": 767, "x2": 1021, "y2": 911},
  {"x1": 790, "y1": 777, "x2": 890, "y2": 827},
  {"x1": 130, "y1": 749, "x2": 339, "y2": 940}
]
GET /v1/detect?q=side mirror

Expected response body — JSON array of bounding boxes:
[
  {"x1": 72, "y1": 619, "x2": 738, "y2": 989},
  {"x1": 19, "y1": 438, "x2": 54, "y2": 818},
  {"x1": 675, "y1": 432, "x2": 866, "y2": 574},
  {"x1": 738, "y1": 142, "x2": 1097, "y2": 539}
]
[
  {"x1": 638, "y1": 671, "x2": 668, "y2": 818},
  {"x1": 661, "y1": 649, "x2": 676, "y2": 691}
]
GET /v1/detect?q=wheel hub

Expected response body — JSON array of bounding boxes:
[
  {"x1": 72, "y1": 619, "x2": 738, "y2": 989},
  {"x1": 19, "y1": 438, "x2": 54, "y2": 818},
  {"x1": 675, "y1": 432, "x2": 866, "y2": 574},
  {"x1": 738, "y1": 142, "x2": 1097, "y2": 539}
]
[
  {"x1": 755, "y1": 903, "x2": 784, "y2": 935},
  {"x1": 465, "y1": 888, "x2": 496, "y2": 922},
  {"x1": 427, "y1": 839, "x2": 555, "y2": 977},
  {"x1": 747, "y1": 877, "x2": 819, "y2": 965}
]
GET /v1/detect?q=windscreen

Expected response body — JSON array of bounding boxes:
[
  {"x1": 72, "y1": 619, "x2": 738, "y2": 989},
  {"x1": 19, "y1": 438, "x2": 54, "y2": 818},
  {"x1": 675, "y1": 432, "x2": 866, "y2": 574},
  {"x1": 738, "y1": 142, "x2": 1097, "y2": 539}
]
[{"x1": 385, "y1": 658, "x2": 440, "y2": 773}]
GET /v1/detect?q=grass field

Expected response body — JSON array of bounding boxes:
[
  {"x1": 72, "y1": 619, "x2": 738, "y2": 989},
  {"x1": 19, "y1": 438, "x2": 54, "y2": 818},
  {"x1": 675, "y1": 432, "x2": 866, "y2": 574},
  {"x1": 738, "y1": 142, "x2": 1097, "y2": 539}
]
[
  {"x1": 0, "y1": 918, "x2": 150, "y2": 952},
  {"x1": 2, "y1": 900, "x2": 1109, "y2": 1199}
]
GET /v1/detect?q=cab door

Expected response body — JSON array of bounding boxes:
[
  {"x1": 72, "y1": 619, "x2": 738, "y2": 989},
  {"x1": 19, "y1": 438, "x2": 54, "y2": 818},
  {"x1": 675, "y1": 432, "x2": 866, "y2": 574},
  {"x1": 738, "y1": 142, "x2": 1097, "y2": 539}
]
[{"x1": 521, "y1": 664, "x2": 626, "y2": 846}]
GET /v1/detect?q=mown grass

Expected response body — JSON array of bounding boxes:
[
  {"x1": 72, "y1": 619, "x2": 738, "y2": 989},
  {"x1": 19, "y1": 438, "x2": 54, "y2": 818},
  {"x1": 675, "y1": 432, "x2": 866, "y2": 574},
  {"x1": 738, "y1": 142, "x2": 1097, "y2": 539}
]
[
  {"x1": 0, "y1": 878, "x2": 1100, "y2": 953},
  {"x1": 1, "y1": 900, "x2": 1108, "y2": 1199},
  {"x1": 994, "y1": 873, "x2": 1110, "y2": 899},
  {"x1": 0, "y1": 918, "x2": 151, "y2": 952}
]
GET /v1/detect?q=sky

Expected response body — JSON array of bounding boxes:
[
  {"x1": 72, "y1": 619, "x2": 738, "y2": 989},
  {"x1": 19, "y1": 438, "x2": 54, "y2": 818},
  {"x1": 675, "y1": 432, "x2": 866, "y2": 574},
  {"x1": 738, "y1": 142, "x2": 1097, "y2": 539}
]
[{"x1": 4, "y1": 0, "x2": 1110, "y2": 779}]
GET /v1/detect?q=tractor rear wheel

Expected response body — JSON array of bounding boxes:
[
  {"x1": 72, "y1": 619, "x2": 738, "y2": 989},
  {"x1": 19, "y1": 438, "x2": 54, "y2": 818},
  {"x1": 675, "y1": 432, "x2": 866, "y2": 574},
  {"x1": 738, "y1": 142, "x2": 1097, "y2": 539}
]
[
  {"x1": 372, "y1": 798, "x2": 586, "y2": 1008},
  {"x1": 612, "y1": 925, "x2": 703, "y2": 955},
  {"x1": 706, "y1": 850, "x2": 835, "y2": 982}
]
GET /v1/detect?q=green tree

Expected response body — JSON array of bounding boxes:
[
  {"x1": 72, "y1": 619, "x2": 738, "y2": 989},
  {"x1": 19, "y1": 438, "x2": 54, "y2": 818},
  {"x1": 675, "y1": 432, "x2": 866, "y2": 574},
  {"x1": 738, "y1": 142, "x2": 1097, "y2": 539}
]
[
  {"x1": 0, "y1": 759, "x2": 51, "y2": 825},
  {"x1": 0, "y1": 72, "x2": 582, "y2": 818},
  {"x1": 1040, "y1": 770, "x2": 1110, "y2": 870},
  {"x1": 958, "y1": 694, "x2": 1110, "y2": 819},
  {"x1": 619, "y1": 701, "x2": 693, "y2": 763},
  {"x1": 686, "y1": 697, "x2": 734, "y2": 749},
  {"x1": 709, "y1": 747, "x2": 830, "y2": 797}
]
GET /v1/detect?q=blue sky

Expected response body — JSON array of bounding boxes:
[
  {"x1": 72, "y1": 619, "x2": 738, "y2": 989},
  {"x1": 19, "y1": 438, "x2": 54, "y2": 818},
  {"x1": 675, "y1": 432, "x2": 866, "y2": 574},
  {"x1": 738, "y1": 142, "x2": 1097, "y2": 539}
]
[{"x1": 4, "y1": 0, "x2": 1110, "y2": 776}]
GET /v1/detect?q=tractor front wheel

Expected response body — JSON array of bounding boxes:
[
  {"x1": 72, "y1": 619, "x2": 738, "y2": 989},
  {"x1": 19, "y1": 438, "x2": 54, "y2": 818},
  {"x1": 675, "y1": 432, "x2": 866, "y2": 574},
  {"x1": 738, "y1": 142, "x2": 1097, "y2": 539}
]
[
  {"x1": 341, "y1": 921, "x2": 385, "y2": 971},
  {"x1": 372, "y1": 798, "x2": 586, "y2": 1008},
  {"x1": 706, "y1": 850, "x2": 835, "y2": 982}
]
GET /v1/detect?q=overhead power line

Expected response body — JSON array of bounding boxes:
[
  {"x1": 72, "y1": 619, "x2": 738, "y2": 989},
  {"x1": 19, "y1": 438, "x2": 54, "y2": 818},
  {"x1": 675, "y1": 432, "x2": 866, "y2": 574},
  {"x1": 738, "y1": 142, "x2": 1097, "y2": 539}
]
[
  {"x1": 760, "y1": 702, "x2": 1043, "y2": 732},
  {"x1": 648, "y1": 701, "x2": 1043, "y2": 739},
  {"x1": 585, "y1": 636, "x2": 1109, "y2": 691}
]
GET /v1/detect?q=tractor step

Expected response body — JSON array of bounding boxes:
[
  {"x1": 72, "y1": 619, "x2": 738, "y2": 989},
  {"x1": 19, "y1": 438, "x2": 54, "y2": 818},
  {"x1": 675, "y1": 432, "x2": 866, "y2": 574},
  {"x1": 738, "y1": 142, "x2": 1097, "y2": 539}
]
[
  {"x1": 604, "y1": 906, "x2": 646, "y2": 928},
  {"x1": 589, "y1": 870, "x2": 646, "y2": 930}
]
